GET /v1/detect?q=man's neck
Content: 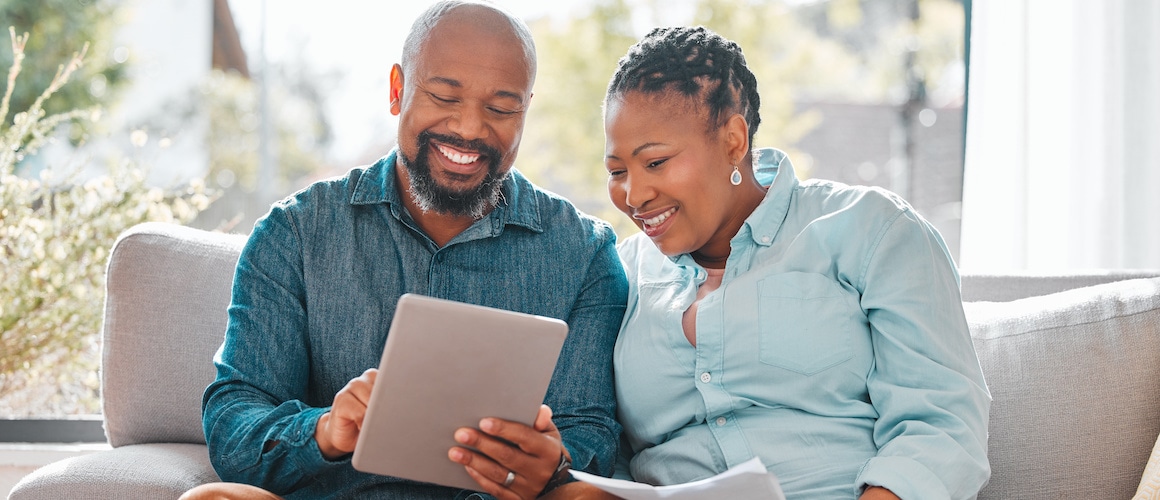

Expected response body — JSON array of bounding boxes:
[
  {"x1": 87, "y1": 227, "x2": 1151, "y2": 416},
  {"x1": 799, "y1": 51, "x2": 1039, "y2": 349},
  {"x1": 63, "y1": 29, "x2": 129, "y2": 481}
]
[{"x1": 395, "y1": 160, "x2": 491, "y2": 248}]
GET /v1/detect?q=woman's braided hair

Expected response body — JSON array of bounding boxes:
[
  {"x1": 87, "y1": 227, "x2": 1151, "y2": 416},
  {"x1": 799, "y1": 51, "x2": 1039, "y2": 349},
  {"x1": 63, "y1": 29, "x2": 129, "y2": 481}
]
[{"x1": 606, "y1": 26, "x2": 761, "y2": 144}]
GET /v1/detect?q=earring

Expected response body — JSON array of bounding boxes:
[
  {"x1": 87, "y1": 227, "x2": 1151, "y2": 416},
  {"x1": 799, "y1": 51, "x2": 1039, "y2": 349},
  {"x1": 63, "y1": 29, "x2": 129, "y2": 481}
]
[{"x1": 730, "y1": 165, "x2": 742, "y2": 186}]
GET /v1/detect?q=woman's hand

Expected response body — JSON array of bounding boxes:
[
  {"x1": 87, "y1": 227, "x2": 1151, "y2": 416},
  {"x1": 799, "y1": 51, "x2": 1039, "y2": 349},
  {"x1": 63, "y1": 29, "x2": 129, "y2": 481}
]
[
  {"x1": 860, "y1": 486, "x2": 902, "y2": 500},
  {"x1": 449, "y1": 404, "x2": 571, "y2": 500},
  {"x1": 539, "y1": 481, "x2": 624, "y2": 500}
]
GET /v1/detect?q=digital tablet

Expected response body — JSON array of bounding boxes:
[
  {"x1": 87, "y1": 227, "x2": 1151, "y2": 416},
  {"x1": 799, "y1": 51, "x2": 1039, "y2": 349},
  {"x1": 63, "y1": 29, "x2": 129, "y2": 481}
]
[{"x1": 351, "y1": 293, "x2": 568, "y2": 491}]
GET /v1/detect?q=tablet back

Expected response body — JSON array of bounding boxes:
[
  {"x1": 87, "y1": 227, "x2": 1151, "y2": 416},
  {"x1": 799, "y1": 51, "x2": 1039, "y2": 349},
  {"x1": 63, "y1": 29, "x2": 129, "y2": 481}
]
[{"x1": 351, "y1": 293, "x2": 568, "y2": 491}]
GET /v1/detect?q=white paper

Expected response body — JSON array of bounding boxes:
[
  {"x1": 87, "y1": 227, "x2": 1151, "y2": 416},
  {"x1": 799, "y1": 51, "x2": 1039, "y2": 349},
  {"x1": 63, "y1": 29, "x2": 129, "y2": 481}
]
[{"x1": 569, "y1": 457, "x2": 786, "y2": 500}]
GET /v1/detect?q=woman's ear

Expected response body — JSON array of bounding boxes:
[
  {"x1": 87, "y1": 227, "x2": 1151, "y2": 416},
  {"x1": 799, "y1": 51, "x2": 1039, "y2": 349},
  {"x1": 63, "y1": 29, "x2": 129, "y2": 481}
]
[
  {"x1": 389, "y1": 64, "x2": 404, "y2": 116},
  {"x1": 723, "y1": 113, "x2": 750, "y2": 165}
]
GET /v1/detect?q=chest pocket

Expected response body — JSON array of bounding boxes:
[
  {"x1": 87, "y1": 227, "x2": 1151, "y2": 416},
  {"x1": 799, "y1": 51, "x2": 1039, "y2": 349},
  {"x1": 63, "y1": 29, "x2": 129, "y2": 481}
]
[{"x1": 757, "y1": 272, "x2": 856, "y2": 375}]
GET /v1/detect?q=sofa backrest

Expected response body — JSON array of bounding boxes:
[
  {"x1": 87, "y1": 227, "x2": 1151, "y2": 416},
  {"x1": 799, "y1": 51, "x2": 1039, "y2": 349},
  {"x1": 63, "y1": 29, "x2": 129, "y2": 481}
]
[
  {"x1": 96, "y1": 222, "x2": 1160, "y2": 499},
  {"x1": 101, "y1": 222, "x2": 246, "y2": 447},
  {"x1": 965, "y1": 275, "x2": 1160, "y2": 500},
  {"x1": 960, "y1": 270, "x2": 1160, "y2": 302}
]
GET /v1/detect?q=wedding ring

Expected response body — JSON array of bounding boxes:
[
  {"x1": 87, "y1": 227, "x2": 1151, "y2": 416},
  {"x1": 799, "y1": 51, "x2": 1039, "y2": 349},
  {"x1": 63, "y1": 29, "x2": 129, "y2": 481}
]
[{"x1": 503, "y1": 471, "x2": 516, "y2": 487}]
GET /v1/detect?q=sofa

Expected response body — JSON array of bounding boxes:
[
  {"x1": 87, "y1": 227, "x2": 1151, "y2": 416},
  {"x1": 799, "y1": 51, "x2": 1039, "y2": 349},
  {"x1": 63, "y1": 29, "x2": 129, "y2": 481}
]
[{"x1": 9, "y1": 222, "x2": 1160, "y2": 499}]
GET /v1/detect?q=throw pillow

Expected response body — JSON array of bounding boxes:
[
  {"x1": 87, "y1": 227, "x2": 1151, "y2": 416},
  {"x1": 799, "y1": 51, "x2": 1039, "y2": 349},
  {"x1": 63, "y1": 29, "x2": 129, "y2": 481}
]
[{"x1": 1137, "y1": 430, "x2": 1160, "y2": 500}]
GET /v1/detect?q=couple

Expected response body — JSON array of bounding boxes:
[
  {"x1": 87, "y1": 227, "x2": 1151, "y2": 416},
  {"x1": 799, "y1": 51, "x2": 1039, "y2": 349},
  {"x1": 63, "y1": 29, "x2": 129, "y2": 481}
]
[{"x1": 184, "y1": 1, "x2": 990, "y2": 499}]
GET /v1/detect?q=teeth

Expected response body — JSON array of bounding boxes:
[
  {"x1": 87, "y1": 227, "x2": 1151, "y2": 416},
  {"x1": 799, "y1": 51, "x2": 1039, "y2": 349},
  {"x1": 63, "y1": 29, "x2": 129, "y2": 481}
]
[
  {"x1": 641, "y1": 208, "x2": 676, "y2": 227},
  {"x1": 437, "y1": 144, "x2": 480, "y2": 165}
]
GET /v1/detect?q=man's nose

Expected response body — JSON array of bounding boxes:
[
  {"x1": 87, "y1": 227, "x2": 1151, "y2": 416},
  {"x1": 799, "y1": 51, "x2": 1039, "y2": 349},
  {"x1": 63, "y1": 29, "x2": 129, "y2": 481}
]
[{"x1": 447, "y1": 106, "x2": 487, "y2": 142}]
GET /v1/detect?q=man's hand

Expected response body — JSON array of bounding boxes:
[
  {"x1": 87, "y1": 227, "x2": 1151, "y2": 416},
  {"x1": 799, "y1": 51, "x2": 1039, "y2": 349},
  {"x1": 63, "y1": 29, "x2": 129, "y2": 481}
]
[
  {"x1": 449, "y1": 404, "x2": 570, "y2": 500},
  {"x1": 314, "y1": 368, "x2": 376, "y2": 460}
]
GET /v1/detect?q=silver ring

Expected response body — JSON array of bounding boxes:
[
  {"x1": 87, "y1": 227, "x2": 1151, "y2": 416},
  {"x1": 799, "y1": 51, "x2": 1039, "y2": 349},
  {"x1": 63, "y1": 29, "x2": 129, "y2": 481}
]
[{"x1": 503, "y1": 471, "x2": 516, "y2": 487}]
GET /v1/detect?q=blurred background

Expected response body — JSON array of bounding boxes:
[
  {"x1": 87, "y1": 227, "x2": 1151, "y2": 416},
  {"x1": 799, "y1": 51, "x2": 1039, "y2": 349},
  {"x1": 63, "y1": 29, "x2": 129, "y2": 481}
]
[
  {"x1": 0, "y1": 0, "x2": 965, "y2": 422},
  {"x1": 0, "y1": 0, "x2": 967, "y2": 417},
  {"x1": 11, "y1": 0, "x2": 968, "y2": 236}
]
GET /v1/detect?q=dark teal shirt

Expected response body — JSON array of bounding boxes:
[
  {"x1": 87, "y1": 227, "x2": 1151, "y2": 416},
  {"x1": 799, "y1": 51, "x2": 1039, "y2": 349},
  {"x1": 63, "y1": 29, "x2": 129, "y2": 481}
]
[{"x1": 203, "y1": 149, "x2": 628, "y2": 499}]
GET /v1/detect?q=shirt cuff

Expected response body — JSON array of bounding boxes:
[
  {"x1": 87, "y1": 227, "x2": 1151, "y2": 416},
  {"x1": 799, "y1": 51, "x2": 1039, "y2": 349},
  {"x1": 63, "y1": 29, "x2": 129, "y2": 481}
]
[
  {"x1": 856, "y1": 456, "x2": 950, "y2": 500},
  {"x1": 286, "y1": 407, "x2": 352, "y2": 473}
]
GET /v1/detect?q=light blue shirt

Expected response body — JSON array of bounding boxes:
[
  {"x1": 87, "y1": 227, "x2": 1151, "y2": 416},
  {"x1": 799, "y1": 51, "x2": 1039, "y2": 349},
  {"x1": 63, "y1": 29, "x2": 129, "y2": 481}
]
[{"x1": 614, "y1": 148, "x2": 990, "y2": 500}]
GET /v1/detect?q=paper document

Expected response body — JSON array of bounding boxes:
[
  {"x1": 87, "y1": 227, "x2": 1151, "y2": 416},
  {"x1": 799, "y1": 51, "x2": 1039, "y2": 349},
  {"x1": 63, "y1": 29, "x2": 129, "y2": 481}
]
[{"x1": 569, "y1": 456, "x2": 786, "y2": 500}]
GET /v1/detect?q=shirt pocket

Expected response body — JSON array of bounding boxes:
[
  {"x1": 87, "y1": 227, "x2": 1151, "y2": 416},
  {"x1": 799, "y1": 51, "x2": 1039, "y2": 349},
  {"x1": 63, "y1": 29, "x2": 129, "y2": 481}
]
[{"x1": 757, "y1": 272, "x2": 855, "y2": 375}]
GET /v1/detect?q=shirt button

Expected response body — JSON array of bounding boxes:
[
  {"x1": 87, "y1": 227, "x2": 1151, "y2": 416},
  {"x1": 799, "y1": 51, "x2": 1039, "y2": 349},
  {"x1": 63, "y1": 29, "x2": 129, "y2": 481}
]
[
  {"x1": 699, "y1": 372, "x2": 711, "y2": 383},
  {"x1": 715, "y1": 416, "x2": 727, "y2": 426},
  {"x1": 761, "y1": 235, "x2": 771, "y2": 243}
]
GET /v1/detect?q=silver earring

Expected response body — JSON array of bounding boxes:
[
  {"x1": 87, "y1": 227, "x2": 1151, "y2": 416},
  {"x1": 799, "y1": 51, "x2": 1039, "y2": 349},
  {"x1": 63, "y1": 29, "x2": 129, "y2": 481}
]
[{"x1": 730, "y1": 165, "x2": 742, "y2": 186}]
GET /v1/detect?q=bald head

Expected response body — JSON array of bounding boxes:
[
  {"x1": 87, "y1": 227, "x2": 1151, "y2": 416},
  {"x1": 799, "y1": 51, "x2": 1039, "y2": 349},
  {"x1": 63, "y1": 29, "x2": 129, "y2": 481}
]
[{"x1": 401, "y1": 1, "x2": 537, "y2": 84}]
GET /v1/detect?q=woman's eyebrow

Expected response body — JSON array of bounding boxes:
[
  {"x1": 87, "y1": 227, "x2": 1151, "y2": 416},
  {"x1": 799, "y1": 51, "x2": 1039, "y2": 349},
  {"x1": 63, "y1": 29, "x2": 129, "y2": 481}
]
[{"x1": 605, "y1": 142, "x2": 664, "y2": 161}]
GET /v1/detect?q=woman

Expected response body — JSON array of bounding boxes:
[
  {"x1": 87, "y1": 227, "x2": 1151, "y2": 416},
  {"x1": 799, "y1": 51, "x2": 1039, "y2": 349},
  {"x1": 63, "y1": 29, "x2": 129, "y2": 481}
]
[{"x1": 598, "y1": 26, "x2": 990, "y2": 499}]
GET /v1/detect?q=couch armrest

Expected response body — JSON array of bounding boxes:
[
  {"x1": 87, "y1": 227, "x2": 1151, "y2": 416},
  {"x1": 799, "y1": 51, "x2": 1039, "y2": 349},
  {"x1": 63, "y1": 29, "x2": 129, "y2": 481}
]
[
  {"x1": 101, "y1": 222, "x2": 245, "y2": 446},
  {"x1": 8, "y1": 443, "x2": 219, "y2": 499}
]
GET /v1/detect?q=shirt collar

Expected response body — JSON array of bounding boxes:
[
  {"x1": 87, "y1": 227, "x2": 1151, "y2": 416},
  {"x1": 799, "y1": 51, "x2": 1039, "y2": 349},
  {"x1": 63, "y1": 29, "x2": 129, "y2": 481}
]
[
  {"x1": 742, "y1": 147, "x2": 796, "y2": 248},
  {"x1": 349, "y1": 148, "x2": 544, "y2": 234}
]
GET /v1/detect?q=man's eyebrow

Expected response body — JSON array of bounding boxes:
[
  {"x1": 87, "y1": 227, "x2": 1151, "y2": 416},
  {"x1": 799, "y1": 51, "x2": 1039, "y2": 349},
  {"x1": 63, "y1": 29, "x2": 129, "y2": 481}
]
[
  {"x1": 427, "y1": 76, "x2": 525, "y2": 105},
  {"x1": 494, "y1": 89, "x2": 525, "y2": 104},
  {"x1": 428, "y1": 76, "x2": 463, "y2": 89}
]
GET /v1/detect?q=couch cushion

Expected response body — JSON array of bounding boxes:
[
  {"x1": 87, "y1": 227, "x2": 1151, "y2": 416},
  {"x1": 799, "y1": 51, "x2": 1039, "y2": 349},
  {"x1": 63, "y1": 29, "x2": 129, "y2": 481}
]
[
  {"x1": 966, "y1": 277, "x2": 1160, "y2": 500},
  {"x1": 7, "y1": 443, "x2": 219, "y2": 499},
  {"x1": 102, "y1": 223, "x2": 246, "y2": 447}
]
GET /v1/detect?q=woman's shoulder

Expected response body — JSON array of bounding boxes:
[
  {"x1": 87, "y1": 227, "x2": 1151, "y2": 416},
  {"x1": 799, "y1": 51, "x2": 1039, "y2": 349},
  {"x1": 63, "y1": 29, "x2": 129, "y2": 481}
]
[
  {"x1": 794, "y1": 178, "x2": 916, "y2": 222},
  {"x1": 615, "y1": 232, "x2": 657, "y2": 264}
]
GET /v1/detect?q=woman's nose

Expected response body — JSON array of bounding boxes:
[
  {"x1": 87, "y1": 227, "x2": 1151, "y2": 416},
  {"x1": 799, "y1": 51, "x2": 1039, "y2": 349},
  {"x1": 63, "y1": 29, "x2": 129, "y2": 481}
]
[{"x1": 622, "y1": 174, "x2": 655, "y2": 210}]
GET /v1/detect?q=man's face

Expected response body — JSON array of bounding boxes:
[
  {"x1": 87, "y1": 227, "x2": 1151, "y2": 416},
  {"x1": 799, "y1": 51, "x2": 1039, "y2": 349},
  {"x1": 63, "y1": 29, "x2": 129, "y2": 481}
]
[{"x1": 392, "y1": 10, "x2": 534, "y2": 218}]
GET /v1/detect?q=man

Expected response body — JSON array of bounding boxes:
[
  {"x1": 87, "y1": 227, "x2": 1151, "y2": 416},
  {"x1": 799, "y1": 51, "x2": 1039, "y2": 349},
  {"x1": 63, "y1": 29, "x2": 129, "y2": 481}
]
[{"x1": 184, "y1": 2, "x2": 627, "y2": 499}]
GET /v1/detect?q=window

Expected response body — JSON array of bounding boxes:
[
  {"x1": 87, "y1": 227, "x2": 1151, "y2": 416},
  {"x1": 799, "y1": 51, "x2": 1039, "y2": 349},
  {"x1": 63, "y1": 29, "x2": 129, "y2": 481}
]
[{"x1": 2, "y1": 0, "x2": 967, "y2": 433}]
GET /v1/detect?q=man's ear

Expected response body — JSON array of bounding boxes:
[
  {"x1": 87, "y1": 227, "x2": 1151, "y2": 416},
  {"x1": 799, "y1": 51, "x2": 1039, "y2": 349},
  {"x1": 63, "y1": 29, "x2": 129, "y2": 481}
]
[{"x1": 389, "y1": 64, "x2": 404, "y2": 116}]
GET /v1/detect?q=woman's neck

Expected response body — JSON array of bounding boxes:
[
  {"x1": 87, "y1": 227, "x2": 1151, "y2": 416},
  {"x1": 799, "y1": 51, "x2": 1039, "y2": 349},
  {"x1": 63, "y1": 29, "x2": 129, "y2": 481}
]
[{"x1": 691, "y1": 181, "x2": 768, "y2": 269}]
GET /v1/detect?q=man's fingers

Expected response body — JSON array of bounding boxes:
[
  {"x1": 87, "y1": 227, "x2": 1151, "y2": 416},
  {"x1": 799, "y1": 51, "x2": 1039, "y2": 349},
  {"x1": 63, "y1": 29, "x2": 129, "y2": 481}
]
[
  {"x1": 478, "y1": 417, "x2": 556, "y2": 458},
  {"x1": 533, "y1": 405, "x2": 555, "y2": 432},
  {"x1": 461, "y1": 462, "x2": 524, "y2": 500}
]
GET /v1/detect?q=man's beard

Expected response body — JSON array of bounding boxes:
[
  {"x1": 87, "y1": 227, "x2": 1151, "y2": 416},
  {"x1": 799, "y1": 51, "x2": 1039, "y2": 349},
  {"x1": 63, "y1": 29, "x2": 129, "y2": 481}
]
[{"x1": 399, "y1": 131, "x2": 508, "y2": 219}]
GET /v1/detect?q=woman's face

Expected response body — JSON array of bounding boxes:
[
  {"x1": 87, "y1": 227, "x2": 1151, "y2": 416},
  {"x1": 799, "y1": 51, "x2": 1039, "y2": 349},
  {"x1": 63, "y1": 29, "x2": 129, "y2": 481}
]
[{"x1": 604, "y1": 91, "x2": 740, "y2": 257}]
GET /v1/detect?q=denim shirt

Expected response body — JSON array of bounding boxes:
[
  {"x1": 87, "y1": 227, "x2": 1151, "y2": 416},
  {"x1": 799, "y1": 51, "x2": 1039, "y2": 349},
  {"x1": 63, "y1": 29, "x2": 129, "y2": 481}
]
[
  {"x1": 614, "y1": 148, "x2": 990, "y2": 499},
  {"x1": 203, "y1": 149, "x2": 628, "y2": 499}
]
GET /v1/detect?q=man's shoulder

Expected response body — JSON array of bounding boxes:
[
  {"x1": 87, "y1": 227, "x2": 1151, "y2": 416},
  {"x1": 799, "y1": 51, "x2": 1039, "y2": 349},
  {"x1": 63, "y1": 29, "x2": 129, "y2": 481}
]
[
  {"x1": 509, "y1": 170, "x2": 616, "y2": 239},
  {"x1": 273, "y1": 162, "x2": 384, "y2": 212}
]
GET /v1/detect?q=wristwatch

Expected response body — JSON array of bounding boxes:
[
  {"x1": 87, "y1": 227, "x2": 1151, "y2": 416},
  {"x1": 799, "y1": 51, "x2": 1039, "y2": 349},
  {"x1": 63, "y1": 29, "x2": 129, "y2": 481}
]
[{"x1": 539, "y1": 451, "x2": 572, "y2": 496}]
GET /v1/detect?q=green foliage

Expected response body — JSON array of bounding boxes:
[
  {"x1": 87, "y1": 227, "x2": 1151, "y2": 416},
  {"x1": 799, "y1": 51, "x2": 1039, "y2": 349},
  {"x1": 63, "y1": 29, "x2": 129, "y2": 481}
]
[
  {"x1": 0, "y1": 0, "x2": 128, "y2": 144},
  {"x1": 0, "y1": 29, "x2": 211, "y2": 416}
]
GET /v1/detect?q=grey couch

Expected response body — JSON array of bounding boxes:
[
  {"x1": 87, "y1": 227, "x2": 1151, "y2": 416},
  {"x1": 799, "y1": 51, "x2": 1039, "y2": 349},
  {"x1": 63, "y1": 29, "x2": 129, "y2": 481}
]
[{"x1": 9, "y1": 222, "x2": 1160, "y2": 499}]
